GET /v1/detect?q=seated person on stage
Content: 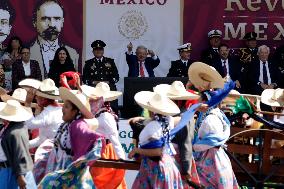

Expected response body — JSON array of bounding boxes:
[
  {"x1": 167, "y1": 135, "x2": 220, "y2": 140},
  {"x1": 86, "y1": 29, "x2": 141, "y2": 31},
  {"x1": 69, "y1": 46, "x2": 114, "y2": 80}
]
[
  {"x1": 212, "y1": 43, "x2": 242, "y2": 90},
  {"x1": 167, "y1": 43, "x2": 194, "y2": 77},
  {"x1": 126, "y1": 42, "x2": 160, "y2": 77}
]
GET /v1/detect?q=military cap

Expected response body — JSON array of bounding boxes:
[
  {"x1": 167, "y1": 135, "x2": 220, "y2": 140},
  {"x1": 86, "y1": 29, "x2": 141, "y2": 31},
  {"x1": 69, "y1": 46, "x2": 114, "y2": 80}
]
[
  {"x1": 177, "y1": 43, "x2": 192, "y2": 52},
  {"x1": 244, "y1": 32, "x2": 257, "y2": 41},
  {"x1": 91, "y1": 40, "x2": 106, "y2": 49},
  {"x1": 208, "y1": 30, "x2": 222, "y2": 38}
]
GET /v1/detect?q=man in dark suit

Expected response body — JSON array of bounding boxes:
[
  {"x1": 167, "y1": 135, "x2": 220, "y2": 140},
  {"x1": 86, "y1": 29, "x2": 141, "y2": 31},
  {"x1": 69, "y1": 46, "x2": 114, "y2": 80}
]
[
  {"x1": 201, "y1": 29, "x2": 222, "y2": 66},
  {"x1": 12, "y1": 46, "x2": 42, "y2": 90},
  {"x1": 236, "y1": 32, "x2": 259, "y2": 93},
  {"x1": 126, "y1": 42, "x2": 160, "y2": 77},
  {"x1": 167, "y1": 43, "x2": 193, "y2": 77},
  {"x1": 212, "y1": 44, "x2": 241, "y2": 90},
  {"x1": 83, "y1": 40, "x2": 119, "y2": 113}
]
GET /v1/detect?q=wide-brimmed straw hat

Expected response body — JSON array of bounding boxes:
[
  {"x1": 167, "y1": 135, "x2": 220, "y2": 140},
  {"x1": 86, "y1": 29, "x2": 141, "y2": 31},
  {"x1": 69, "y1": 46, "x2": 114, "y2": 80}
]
[
  {"x1": 1, "y1": 88, "x2": 37, "y2": 108},
  {"x1": 59, "y1": 87, "x2": 94, "y2": 119},
  {"x1": 153, "y1": 81, "x2": 199, "y2": 100},
  {"x1": 261, "y1": 88, "x2": 284, "y2": 107},
  {"x1": 36, "y1": 79, "x2": 60, "y2": 100},
  {"x1": 134, "y1": 91, "x2": 180, "y2": 116},
  {"x1": 81, "y1": 82, "x2": 122, "y2": 101},
  {"x1": 19, "y1": 78, "x2": 42, "y2": 89},
  {"x1": 188, "y1": 62, "x2": 224, "y2": 89},
  {"x1": 0, "y1": 100, "x2": 33, "y2": 122}
]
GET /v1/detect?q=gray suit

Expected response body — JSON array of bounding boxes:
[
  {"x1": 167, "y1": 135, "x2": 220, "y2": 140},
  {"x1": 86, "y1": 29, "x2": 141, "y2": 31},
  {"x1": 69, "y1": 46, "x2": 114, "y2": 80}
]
[{"x1": 30, "y1": 39, "x2": 79, "y2": 79}]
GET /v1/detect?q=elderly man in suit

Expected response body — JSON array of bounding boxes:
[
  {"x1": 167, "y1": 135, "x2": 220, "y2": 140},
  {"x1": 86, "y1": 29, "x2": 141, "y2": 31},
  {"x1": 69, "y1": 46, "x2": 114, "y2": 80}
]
[
  {"x1": 126, "y1": 42, "x2": 160, "y2": 77},
  {"x1": 167, "y1": 43, "x2": 193, "y2": 77},
  {"x1": 212, "y1": 44, "x2": 242, "y2": 90},
  {"x1": 12, "y1": 46, "x2": 42, "y2": 89},
  {"x1": 29, "y1": 0, "x2": 79, "y2": 79},
  {"x1": 248, "y1": 45, "x2": 280, "y2": 111}
]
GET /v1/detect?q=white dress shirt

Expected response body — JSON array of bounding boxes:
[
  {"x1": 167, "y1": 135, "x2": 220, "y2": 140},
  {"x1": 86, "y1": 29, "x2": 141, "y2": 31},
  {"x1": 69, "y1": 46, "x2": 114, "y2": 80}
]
[
  {"x1": 221, "y1": 59, "x2": 230, "y2": 77},
  {"x1": 181, "y1": 59, "x2": 188, "y2": 67},
  {"x1": 96, "y1": 112, "x2": 126, "y2": 159},
  {"x1": 258, "y1": 60, "x2": 271, "y2": 85},
  {"x1": 25, "y1": 105, "x2": 63, "y2": 148},
  {"x1": 22, "y1": 61, "x2": 31, "y2": 76},
  {"x1": 138, "y1": 61, "x2": 149, "y2": 77},
  {"x1": 39, "y1": 37, "x2": 60, "y2": 73}
]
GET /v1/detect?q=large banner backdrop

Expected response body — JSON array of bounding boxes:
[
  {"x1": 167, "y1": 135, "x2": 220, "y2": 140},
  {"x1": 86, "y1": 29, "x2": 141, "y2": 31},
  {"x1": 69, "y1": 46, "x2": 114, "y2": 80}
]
[
  {"x1": 6, "y1": 0, "x2": 83, "y2": 71},
  {"x1": 85, "y1": 0, "x2": 182, "y2": 94},
  {"x1": 184, "y1": 0, "x2": 284, "y2": 59}
]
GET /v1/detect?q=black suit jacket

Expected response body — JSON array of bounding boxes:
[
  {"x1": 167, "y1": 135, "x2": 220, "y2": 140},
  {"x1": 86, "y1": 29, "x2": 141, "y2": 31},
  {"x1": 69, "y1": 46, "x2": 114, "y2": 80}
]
[
  {"x1": 12, "y1": 59, "x2": 42, "y2": 90},
  {"x1": 201, "y1": 47, "x2": 220, "y2": 66},
  {"x1": 167, "y1": 59, "x2": 193, "y2": 77},
  {"x1": 212, "y1": 56, "x2": 241, "y2": 81},
  {"x1": 126, "y1": 53, "x2": 160, "y2": 77},
  {"x1": 248, "y1": 59, "x2": 279, "y2": 95}
]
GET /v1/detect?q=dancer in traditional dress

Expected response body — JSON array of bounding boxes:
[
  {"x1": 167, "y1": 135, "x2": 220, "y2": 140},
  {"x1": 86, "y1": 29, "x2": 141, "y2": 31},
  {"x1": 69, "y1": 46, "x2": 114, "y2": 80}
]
[{"x1": 129, "y1": 91, "x2": 184, "y2": 189}]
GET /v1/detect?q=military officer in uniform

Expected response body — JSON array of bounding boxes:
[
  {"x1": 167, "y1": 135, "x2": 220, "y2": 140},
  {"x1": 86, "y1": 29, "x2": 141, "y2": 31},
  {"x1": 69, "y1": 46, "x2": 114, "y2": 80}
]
[
  {"x1": 83, "y1": 40, "x2": 119, "y2": 113},
  {"x1": 167, "y1": 43, "x2": 193, "y2": 77},
  {"x1": 237, "y1": 32, "x2": 259, "y2": 93},
  {"x1": 201, "y1": 29, "x2": 222, "y2": 66}
]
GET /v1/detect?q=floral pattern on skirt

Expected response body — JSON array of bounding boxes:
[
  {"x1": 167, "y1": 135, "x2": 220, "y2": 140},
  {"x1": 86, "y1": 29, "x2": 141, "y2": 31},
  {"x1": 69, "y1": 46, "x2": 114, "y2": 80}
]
[
  {"x1": 132, "y1": 154, "x2": 184, "y2": 189},
  {"x1": 38, "y1": 138, "x2": 103, "y2": 189},
  {"x1": 33, "y1": 139, "x2": 54, "y2": 184},
  {"x1": 194, "y1": 147, "x2": 239, "y2": 189}
]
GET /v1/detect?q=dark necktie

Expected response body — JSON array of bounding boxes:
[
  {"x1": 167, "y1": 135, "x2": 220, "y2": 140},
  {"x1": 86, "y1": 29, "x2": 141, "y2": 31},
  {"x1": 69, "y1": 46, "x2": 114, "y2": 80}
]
[
  {"x1": 223, "y1": 60, "x2": 227, "y2": 76},
  {"x1": 263, "y1": 62, "x2": 268, "y2": 84}
]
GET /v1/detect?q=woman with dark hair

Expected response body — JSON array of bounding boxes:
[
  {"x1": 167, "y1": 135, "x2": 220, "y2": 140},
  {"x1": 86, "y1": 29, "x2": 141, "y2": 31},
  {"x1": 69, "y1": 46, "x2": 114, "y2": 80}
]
[
  {"x1": 1, "y1": 36, "x2": 22, "y2": 91},
  {"x1": 48, "y1": 47, "x2": 75, "y2": 87}
]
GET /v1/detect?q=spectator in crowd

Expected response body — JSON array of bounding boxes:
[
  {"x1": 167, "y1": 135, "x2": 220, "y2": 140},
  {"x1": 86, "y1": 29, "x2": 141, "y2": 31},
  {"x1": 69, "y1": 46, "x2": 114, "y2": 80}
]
[
  {"x1": 12, "y1": 46, "x2": 42, "y2": 90},
  {"x1": 83, "y1": 40, "x2": 119, "y2": 113},
  {"x1": 167, "y1": 43, "x2": 194, "y2": 77},
  {"x1": 201, "y1": 29, "x2": 222, "y2": 66},
  {"x1": 213, "y1": 44, "x2": 242, "y2": 90},
  {"x1": 248, "y1": 45, "x2": 279, "y2": 110},
  {"x1": 237, "y1": 32, "x2": 259, "y2": 93},
  {"x1": 126, "y1": 42, "x2": 160, "y2": 77},
  {"x1": 0, "y1": 0, "x2": 15, "y2": 59},
  {"x1": 0, "y1": 100, "x2": 37, "y2": 189},
  {"x1": 1, "y1": 36, "x2": 22, "y2": 91},
  {"x1": 30, "y1": 0, "x2": 79, "y2": 79},
  {"x1": 48, "y1": 47, "x2": 75, "y2": 87},
  {"x1": 273, "y1": 44, "x2": 284, "y2": 88}
]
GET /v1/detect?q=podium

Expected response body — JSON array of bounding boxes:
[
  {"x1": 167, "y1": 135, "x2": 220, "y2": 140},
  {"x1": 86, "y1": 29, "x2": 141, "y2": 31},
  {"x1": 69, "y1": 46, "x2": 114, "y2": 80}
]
[{"x1": 121, "y1": 77, "x2": 188, "y2": 118}]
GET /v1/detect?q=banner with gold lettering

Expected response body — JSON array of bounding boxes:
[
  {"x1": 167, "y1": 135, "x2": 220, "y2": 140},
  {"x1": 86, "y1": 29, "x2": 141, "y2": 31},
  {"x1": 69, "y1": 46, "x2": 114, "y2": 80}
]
[
  {"x1": 84, "y1": 0, "x2": 182, "y2": 92},
  {"x1": 183, "y1": 0, "x2": 284, "y2": 59}
]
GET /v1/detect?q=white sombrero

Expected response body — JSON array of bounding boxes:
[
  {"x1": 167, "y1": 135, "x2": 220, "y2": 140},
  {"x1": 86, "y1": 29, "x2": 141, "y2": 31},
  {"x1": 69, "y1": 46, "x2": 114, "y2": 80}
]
[
  {"x1": 134, "y1": 91, "x2": 180, "y2": 116},
  {"x1": 59, "y1": 87, "x2": 94, "y2": 119},
  {"x1": 153, "y1": 81, "x2": 199, "y2": 100},
  {"x1": 1, "y1": 88, "x2": 37, "y2": 108},
  {"x1": 81, "y1": 82, "x2": 122, "y2": 101},
  {"x1": 0, "y1": 100, "x2": 33, "y2": 122},
  {"x1": 261, "y1": 88, "x2": 284, "y2": 107},
  {"x1": 19, "y1": 78, "x2": 42, "y2": 89},
  {"x1": 188, "y1": 62, "x2": 224, "y2": 89},
  {"x1": 36, "y1": 79, "x2": 60, "y2": 100}
]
